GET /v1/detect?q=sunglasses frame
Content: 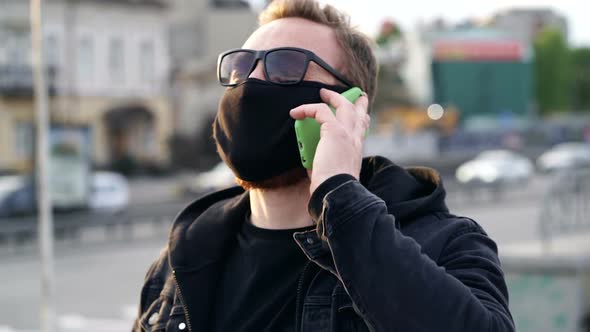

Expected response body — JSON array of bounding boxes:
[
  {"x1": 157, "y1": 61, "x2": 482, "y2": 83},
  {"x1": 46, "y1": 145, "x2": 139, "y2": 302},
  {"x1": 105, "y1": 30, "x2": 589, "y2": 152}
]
[{"x1": 217, "y1": 47, "x2": 353, "y2": 87}]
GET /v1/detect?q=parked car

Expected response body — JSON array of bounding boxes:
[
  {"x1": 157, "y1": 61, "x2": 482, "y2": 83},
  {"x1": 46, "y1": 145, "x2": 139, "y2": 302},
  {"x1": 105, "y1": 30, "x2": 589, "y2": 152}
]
[
  {"x1": 89, "y1": 171, "x2": 130, "y2": 211},
  {"x1": 0, "y1": 175, "x2": 36, "y2": 217},
  {"x1": 536, "y1": 142, "x2": 590, "y2": 173},
  {"x1": 455, "y1": 149, "x2": 534, "y2": 187},
  {"x1": 0, "y1": 171, "x2": 129, "y2": 217},
  {"x1": 182, "y1": 162, "x2": 236, "y2": 195}
]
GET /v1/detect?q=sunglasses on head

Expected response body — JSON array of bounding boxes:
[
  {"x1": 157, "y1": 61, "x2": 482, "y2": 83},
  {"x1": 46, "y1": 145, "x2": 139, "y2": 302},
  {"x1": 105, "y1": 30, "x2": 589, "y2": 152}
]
[{"x1": 217, "y1": 47, "x2": 353, "y2": 87}]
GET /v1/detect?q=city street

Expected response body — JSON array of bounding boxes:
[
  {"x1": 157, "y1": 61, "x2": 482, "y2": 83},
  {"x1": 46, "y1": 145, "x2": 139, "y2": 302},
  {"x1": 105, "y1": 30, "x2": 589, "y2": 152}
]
[
  {"x1": 0, "y1": 237, "x2": 166, "y2": 332},
  {"x1": 1, "y1": 0, "x2": 587, "y2": 331},
  {"x1": 0, "y1": 175, "x2": 550, "y2": 331}
]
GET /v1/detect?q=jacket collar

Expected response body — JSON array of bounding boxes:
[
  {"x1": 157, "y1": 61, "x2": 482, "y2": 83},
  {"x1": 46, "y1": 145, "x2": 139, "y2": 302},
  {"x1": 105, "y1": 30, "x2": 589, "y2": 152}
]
[
  {"x1": 359, "y1": 156, "x2": 448, "y2": 222},
  {"x1": 167, "y1": 186, "x2": 247, "y2": 331},
  {"x1": 168, "y1": 156, "x2": 448, "y2": 272},
  {"x1": 168, "y1": 186, "x2": 247, "y2": 271}
]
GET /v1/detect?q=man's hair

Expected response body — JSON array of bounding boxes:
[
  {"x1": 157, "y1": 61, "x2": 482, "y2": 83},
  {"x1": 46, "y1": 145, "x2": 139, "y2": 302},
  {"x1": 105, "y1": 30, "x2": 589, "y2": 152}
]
[
  {"x1": 259, "y1": 0, "x2": 378, "y2": 110},
  {"x1": 235, "y1": 0, "x2": 378, "y2": 191},
  {"x1": 235, "y1": 167, "x2": 308, "y2": 191}
]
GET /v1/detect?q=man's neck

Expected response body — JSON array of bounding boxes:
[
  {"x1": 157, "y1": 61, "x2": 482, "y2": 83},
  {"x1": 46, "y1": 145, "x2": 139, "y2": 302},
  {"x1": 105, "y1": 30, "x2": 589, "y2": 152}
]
[{"x1": 249, "y1": 179, "x2": 313, "y2": 230}]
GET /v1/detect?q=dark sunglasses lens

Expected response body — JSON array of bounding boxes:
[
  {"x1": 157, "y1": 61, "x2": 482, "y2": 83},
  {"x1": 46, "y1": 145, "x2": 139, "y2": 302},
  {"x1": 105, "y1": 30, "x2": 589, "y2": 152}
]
[
  {"x1": 265, "y1": 50, "x2": 307, "y2": 84},
  {"x1": 220, "y1": 51, "x2": 256, "y2": 85}
]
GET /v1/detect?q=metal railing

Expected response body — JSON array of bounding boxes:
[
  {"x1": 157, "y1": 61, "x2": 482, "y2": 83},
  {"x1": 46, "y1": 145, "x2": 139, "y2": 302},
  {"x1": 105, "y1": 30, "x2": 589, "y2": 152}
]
[
  {"x1": 0, "y1": 64, "x2": 57, "y2": 97},
  {"x1": 0, "y1": 200, "x2": 190, "y2": 252},
  {"x1": 539, "y1": 168, "x2": 590, "y2": 243}
]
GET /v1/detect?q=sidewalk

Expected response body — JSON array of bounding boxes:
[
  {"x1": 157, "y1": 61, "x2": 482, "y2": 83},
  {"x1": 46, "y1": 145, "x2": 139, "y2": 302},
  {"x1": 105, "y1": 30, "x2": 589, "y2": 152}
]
[
  {"x1": 501, "y1": 233, "x2": 590, "y2": 271},
  {"x1": 501, "y1": 233, "x2": 590, "y2": 332}
]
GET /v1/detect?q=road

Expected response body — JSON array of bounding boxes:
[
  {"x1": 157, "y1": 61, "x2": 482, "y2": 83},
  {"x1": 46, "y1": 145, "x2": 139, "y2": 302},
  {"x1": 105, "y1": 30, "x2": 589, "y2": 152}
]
[
  {"x1": 1, "y1": 237, "x2": 166, "y2": 332},
  {"x1": 0, "y1": 175, "x2": 552, "y2": 331}
]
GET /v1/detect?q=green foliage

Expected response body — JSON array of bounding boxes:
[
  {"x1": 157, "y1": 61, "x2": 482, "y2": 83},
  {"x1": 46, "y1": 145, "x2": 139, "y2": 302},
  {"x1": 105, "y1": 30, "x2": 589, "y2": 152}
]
[
  {"x1": 533, "y1": 28, "x2": 571, "y2": 114},
  {"x1": 570, "y1": 47, "x2": 590, "y2": 111},
  {"x1": 376, "y1": 20, "x2": 401, "y2": 46}
]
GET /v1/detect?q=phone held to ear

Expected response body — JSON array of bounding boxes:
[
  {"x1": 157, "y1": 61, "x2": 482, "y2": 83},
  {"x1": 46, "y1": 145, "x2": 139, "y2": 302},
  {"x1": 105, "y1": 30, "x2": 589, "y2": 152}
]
[{"x1": 294, "y1": 87, "x2": 363, "y2": 169}]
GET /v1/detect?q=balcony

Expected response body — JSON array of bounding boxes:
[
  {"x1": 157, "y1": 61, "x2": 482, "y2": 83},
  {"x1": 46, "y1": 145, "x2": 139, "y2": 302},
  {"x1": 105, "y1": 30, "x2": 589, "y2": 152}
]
[
  {"x1": 0, "y1": 65, "x2": 57, "y2": 97},
  {"x1": 211, "y1": 0, "x2": 250, "y2": 9}
]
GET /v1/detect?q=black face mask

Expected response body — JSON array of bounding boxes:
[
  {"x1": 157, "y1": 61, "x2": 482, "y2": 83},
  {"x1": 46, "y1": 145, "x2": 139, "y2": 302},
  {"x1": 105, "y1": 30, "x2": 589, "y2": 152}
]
[{"x1": 213, "y1": 78, "x2": 348, "y2": 182}]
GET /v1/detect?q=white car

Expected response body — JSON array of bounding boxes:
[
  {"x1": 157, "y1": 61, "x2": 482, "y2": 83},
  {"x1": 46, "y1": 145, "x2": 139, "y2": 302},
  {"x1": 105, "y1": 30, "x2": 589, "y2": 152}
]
[
  {"x1": 537, "y1": 142, "x2": 590, "y2": 173},
  {"x1": 456, "y1": 150, "x2": 534, "y2": 186},
  {"x1": 89, "y1": 171, "x2": 129, "y2": 211},
  {"x1": 183, "y1": 162, "x2": 236, "y2": 195}
]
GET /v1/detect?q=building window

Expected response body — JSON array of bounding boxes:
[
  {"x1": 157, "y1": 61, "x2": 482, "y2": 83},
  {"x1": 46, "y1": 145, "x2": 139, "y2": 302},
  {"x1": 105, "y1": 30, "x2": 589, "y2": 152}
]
[
  {"x1": 44, "y1": 35, "x2": 58, "y2": 67},
  {"x1": 139, "y1": 40, "x2": 155, "y2": 84},
  {"x1": 6, "y1": 30, "x2": 29, "y2": 66},
  {"x1": 14, "y1": 122, "x2": 34, "y2": 159},
  {"x1": 77, "y1": 36, "x2": 94, "y2": 81},
  {"x1": 109, "y1": 38, "x2": 125, "y2": 83}
]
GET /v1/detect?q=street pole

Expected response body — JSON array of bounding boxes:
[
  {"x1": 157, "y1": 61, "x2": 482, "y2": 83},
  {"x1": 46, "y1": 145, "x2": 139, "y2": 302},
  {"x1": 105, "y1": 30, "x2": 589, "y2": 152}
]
[{"x1": 30, "y1": 0, "x2": 56, "y2": 331}]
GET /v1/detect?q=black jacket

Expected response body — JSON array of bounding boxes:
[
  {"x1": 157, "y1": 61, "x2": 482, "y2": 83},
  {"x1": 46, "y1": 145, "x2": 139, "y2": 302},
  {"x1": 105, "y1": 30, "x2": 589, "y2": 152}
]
[{"x1": 132, "y1": 156, "x2": 514, "y2": 332}]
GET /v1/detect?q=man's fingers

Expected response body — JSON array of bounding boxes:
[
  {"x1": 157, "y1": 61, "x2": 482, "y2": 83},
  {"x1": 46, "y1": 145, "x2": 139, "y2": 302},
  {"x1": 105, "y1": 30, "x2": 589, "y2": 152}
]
[
  {"x1": 355, "y1": 94, "x2": 370, "y2": 132},
  {"x1": 290, "y1": 103, "x2": 335, "y2": 124},
  {"x1": 354, "y1": 113, "x2": 370, "y2": 138},
  {"x1": 291, "y1": 90, "x2": 369, "y2": 136},
  {"x1": 319, "y1": 88, "x2": 349, "y2": 110},
  {"x1": 321, "y1": 88, "x2": 360, "y2": 128},
  {"x1": 355, "y1": 94, "x2": 369, "y2": 115}
]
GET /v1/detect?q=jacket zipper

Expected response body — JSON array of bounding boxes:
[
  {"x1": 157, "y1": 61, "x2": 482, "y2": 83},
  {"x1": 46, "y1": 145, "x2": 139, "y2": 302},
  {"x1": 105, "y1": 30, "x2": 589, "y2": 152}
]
[
  {"x1": 295, "y1": 261, "x2": 314, "y2": 332},
  {"x1": 172, "y1": 270, "x2": 194, "y2": 332}
]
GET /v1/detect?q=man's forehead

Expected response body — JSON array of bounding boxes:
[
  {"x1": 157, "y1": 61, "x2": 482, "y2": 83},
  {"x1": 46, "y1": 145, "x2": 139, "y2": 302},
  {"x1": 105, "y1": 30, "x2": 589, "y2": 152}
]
[{"x1": 242, "y1": 17, "x2": 341, "y2": 67}]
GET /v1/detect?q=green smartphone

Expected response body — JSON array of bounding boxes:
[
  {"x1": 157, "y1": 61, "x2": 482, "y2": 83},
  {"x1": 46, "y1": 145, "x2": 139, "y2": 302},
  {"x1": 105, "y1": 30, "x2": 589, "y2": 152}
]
[{"x1": 294, "y1": 87, "x2": 363, "y2": 169}]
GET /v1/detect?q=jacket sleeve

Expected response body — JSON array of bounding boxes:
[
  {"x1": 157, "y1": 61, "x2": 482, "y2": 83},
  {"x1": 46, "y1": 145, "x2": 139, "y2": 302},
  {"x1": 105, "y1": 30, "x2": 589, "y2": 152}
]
[
  {"x1": 131, "y1": 247, "x2": 169, "y2": 332},
  {"x1": 309, "y1": 174, "x2": 514, "y2": 332}
]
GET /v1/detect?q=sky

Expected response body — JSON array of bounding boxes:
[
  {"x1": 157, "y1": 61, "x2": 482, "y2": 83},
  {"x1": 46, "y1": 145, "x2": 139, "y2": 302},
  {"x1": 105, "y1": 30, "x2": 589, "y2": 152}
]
[{"x1": 251, "y1": 0, "x2": 589, "y2": 47}]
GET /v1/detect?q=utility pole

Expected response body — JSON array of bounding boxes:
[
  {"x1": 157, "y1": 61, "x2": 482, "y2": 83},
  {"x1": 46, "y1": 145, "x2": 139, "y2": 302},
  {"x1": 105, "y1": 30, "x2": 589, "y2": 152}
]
[{"x1": 30, "y1": 0, "x2": 56, "y2": 331}]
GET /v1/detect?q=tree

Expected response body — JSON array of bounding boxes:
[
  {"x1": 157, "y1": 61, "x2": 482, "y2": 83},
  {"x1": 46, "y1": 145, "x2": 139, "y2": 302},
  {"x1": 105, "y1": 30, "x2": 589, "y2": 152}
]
[
  {"x1": 372, "y1": 20, "x2": 413, "y2": 113},
  {"x1": 376, "y1": 20, "x2": 401, "y2": 47},
  {"x1": 533, "y1": 28, "x2": 571, "y2": 114},
  {"x1": 570, "y1": 47, "x2": 590, "y2": 111}
]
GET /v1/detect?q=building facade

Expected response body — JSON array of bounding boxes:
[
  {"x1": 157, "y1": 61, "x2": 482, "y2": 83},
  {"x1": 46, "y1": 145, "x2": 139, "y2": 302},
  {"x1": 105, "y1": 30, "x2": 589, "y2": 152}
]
[
  {"x1": 430, "y1": 28, "x2": 534, "y2": 127},
  {"x1": 492, "y1": 8, "x2": 568, "y2": 45},
  {"x1": 168, "y1": 0, "x2": 257, "y2": 137},
  {"x1": 0, "y1": 0, "x2": 172, "y2": 174},
  {"x1": 163, "y1": 0, "x2": 257, "y2": 170}
]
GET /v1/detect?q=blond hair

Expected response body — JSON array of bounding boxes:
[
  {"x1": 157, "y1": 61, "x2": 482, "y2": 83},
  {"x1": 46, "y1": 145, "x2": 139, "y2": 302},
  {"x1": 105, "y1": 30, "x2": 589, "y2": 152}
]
[{"x1": 259, "y1": 0, "x2": 378, "y2": 110}]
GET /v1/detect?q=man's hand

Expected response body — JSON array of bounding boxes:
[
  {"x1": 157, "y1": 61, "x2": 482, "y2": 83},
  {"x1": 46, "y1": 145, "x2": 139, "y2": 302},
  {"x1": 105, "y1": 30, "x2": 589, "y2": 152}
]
[{"x1": 290, "y1": 88, "x2": 370, "y2": 195}]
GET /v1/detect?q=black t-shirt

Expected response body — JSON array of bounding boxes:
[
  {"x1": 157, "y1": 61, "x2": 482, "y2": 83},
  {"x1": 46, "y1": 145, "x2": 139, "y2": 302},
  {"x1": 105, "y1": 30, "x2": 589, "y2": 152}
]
[{"x1": 212, "y1": 215, "x2": 314, "y2": 332}]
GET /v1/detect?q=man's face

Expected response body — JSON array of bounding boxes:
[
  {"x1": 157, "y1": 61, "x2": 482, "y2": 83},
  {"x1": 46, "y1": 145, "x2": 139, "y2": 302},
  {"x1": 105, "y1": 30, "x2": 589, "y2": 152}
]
[
  {"x1": 242, "y1": 17, "x2": 344, "y2": 86},
  {"x1": 220, "y1": 17, "x2": 347, "y2": 190}
]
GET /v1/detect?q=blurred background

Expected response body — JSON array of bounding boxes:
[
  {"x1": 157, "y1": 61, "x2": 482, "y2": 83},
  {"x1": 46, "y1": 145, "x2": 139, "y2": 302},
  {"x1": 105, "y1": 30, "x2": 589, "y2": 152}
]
[{"x1": 1, "y1": 0, "x2": 589, "y2": 331}]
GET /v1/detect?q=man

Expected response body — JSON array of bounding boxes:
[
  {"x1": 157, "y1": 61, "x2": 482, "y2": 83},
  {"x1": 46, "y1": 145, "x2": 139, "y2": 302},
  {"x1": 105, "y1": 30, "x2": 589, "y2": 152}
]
[{"x1": 132, "y1": 0, "x2": 514, "y2": 331}]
